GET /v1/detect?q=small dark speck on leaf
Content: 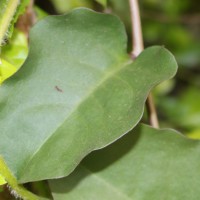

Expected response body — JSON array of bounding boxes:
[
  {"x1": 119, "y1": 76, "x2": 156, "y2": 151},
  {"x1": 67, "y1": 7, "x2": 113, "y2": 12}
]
[{"x1": 55, "y1": 86, "x2": 63, "y2": 93}]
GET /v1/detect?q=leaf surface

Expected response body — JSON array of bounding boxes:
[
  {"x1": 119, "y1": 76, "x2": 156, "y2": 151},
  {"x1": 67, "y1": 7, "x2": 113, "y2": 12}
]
[
  {"x1": 0, "y1": 8, "x2": 177, "y2": 183},
  {"x1": 0, "y1": 29, "x2": 28, "y2": 84},
  {"x1": 49, "y1": 124, "x2": 200, "y2": 200}
]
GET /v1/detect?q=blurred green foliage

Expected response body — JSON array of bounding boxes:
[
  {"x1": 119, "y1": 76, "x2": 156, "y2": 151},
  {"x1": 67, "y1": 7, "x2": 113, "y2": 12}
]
[
  {"x1": 139, "y1": 0, "x2": 200, "y2": 137},
  {"x1": 50, "y1": 0, "x2": 93, "y2": 13},
  {"x1": 0, "y1": 29, "x2": 28, "y2": 84}
]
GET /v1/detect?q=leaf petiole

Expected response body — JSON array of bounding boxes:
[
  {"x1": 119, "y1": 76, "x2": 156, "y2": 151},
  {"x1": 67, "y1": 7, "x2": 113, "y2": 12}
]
[{"x1": 0, "y1": 157, "x2": 40, "y2": 200}]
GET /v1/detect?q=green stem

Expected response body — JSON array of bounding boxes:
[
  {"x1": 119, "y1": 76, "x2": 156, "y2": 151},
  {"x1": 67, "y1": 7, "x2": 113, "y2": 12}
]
[
  {"x1": 129, "y1": 0, "x2": 159, "y2": 128},
  {"x1": 0, "y1": 0, "x2": 20, "y2": 46},
  {"x1": 0, "y1": 157, "x2": 40, "y2": 200}
]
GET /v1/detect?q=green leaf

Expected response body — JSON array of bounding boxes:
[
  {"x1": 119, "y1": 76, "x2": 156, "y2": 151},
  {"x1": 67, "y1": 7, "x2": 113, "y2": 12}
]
[
  {"x1": 0, "y1": 175, "x2": 6, "y2": 186},
  {"x1": 49, "y1": 124, "x2": 200, "y2": 200},
  {"x1": 0, "y1": 29, "x2": 28, "y2": 84},
  {"x1": 1, "y1": 29, "x2": 28, "y2": 69},
  {"x1": 0, "y1": 58, "x2": 17, "y2": 84},
  {"x1": 0, "y1": 8, "x2": 177, "y2": 183}
]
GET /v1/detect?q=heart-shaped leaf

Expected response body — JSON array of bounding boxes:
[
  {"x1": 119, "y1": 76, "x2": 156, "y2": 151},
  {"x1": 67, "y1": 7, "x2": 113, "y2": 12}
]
[
  {"x1": 0, "y1": 8, "x2": 177, "y2": 183},
  {"x1": 49, "y1": 124, "x2": 200, "y2": 200}
]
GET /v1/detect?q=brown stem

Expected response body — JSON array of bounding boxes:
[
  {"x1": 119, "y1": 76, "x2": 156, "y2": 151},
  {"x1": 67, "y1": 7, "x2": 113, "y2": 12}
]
[
  {"x1": 16, "y1": 0, "x2": 36, "y2": 40},
  {"x1": 129, "y1": 0, "x2": 159, "y2": 128},
  {"x1": 146, "y1": 94, "x2": 159, "y2": 128}
]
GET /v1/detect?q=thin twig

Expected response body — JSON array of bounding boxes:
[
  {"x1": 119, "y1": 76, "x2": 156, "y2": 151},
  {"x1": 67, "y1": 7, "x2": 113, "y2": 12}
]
[
  {"x1": 129, "y1": 0, "x2": 143, "y2": 58},
  {"x1": 129, "y1": 0, "x2": 159, "y2": 128},
  {"x1": 146, "y1": 94, "x2": 159, "y2": 128}
]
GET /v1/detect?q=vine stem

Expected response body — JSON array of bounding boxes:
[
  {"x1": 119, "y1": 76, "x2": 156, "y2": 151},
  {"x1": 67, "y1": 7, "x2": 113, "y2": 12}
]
[
  {"x1": 0, "y1": 0, "x2": 20, "y2": 46},
  {"x1": 0, "y1": 157, "x2": 40, "y2": 200},
  {"x1": 129, "y1": 0, "x2": 159, "y2": 128}
]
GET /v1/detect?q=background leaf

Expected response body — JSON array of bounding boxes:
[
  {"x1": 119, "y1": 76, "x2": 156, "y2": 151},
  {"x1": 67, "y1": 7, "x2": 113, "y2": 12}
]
[
  {"x1": 0, "y1": 58, "x2": 17, "y2": 84},
  {"x1": 0, "y1": 29, "x2": 28, "y2": 84},
  {"x1": 0, "y1": 8, "x2": 177, "y2": 183},
  {"x1": 49, "y1": 124, "x2": 200, "y2": 200}
]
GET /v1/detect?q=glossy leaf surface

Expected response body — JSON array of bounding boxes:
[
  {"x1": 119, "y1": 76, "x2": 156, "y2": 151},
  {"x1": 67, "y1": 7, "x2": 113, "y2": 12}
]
[
  {"x1": 50, "y1": 124, "x2": 200, "y2": 200},
  {"x1": 0, "y1": 8, "x2": 177, "y2": 183}
]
